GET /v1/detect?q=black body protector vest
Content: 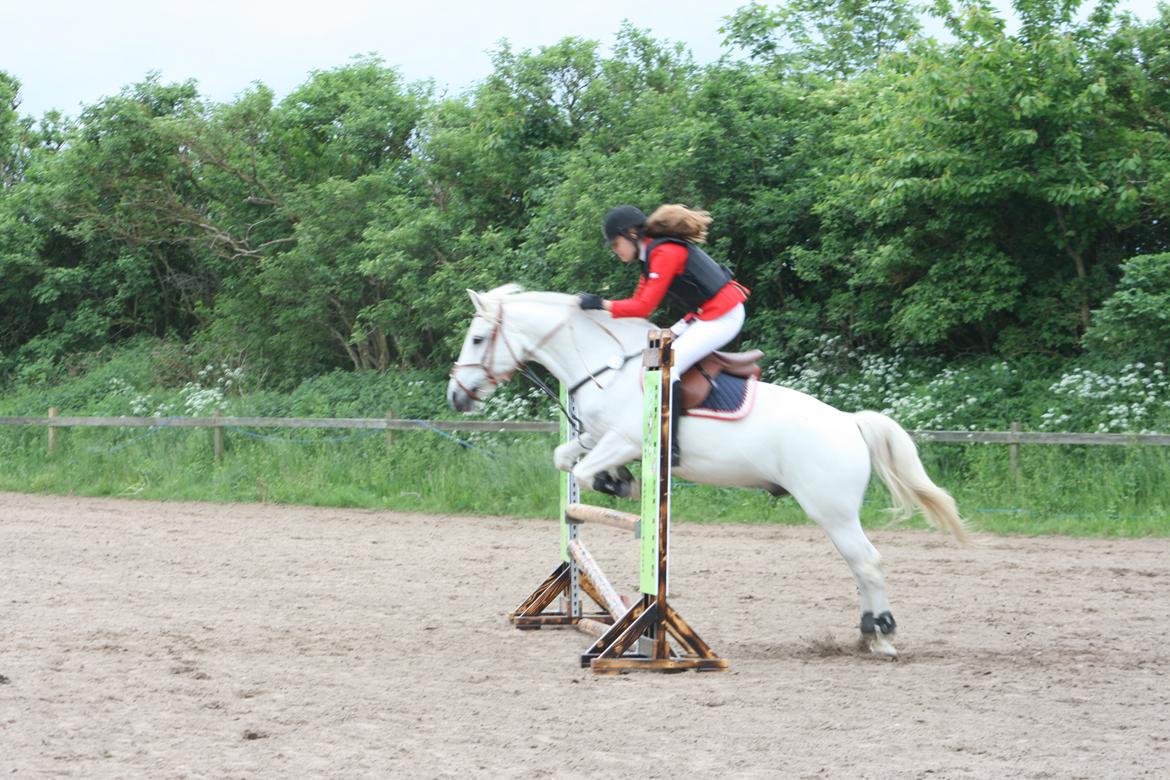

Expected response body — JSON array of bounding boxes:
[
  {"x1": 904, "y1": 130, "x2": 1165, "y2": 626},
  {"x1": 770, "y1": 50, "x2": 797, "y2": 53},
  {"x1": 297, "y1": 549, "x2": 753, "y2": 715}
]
[{"x1": 642, "y1": 237, "x2": 734, "y2": 312}]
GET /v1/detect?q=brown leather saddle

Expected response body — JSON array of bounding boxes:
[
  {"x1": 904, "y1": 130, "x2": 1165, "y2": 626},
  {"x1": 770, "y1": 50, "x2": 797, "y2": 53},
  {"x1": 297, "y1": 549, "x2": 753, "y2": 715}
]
[{"x1": 679, "y1": 349, "x2": 764, "y2": 410}]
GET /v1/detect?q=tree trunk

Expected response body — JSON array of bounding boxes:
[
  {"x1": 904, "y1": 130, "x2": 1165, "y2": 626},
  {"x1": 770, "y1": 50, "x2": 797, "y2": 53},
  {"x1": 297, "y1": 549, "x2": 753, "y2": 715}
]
[{"x1": 1054, "y1": 206, "x2": 1092, "y2": 333}]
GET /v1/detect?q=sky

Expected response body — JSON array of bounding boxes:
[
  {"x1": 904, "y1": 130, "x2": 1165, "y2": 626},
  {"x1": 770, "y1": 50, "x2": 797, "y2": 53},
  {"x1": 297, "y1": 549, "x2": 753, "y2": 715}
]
[{"x1": 3, "y1": 0, "x2": 1166, "y2": 119}]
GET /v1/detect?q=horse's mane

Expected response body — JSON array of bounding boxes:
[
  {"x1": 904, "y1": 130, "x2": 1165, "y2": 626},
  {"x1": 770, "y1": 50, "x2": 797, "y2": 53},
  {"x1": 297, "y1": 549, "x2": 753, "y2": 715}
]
[
  {"x1": 480, "y1": 283, "x2": 656, "y2": 340},
  {"x1": 482, "y1": 283, "x2": 577, "y2": 308}
]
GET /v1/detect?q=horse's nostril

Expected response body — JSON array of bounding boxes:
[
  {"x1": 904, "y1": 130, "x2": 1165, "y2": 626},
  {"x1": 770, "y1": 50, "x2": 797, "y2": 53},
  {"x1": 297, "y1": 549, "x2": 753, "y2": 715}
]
[{"x1": 449, "y1": 388, "x2": 472, "y2": 412}]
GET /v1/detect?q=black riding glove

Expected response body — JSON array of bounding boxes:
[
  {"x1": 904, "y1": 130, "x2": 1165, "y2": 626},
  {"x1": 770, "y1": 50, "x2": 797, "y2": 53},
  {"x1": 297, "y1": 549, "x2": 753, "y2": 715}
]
[{"x1": 578, "y1": 293, "x2": 605, "y2": 311}]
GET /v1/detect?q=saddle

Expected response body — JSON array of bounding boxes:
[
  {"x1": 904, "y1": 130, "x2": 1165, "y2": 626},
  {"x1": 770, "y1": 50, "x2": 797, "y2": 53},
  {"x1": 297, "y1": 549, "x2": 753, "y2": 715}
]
[{"x1": 680, "y1": 349, "x2": 764, "y2": 411}]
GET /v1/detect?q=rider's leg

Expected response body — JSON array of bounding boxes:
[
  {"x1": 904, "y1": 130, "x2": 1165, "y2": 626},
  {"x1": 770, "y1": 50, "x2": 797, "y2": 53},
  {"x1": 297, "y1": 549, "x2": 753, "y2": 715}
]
[
  {"x1": 664, "y1": 304, "x2": 746, "y2": 465},
  {"x1": 669, "y1": 304, "x2": 746, "y2": 376},
  {"x1": 669, "y1": 379, "x2": 683, "y2": 466}
]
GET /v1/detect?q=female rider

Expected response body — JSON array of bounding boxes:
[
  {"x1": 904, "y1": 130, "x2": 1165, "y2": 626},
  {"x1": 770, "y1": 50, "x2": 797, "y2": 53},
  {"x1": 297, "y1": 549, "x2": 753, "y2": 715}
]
[{"x1": 579, "y1": 204, "x2": 749, "y2": 465}]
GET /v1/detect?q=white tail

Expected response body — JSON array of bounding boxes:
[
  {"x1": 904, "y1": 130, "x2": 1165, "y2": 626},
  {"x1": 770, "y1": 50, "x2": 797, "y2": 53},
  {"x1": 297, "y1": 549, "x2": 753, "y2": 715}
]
[{"x1": 853, "y1": 410, "x2": 971, "y2": 545}]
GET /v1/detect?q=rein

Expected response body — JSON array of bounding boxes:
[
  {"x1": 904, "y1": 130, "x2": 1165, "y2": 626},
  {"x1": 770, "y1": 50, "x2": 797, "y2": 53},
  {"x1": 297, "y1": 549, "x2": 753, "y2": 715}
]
[{"x1": 565, "y1": 350, "x2": 643, "y2": 396}]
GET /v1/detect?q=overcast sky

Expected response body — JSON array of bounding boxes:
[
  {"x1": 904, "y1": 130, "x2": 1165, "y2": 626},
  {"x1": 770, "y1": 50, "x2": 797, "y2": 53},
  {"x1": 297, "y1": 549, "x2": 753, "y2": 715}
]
[{"x1": 3, "y1": 0, "x2": 1166, "y2": 119}]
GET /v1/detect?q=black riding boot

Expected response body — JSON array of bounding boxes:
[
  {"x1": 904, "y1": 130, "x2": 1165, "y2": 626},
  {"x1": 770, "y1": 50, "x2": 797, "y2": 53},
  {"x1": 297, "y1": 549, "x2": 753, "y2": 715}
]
[{"x1": 670, "y1": 379, "x2": 683, "y2": 467}]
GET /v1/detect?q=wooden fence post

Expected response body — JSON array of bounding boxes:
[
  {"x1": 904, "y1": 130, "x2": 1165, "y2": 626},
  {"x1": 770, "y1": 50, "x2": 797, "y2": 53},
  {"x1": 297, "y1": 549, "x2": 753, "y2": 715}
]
[
  {"x1": 213, "y1": 410, "x2": 225, "y2": 461},
  {"x1": 386, "y1": 409, "x2": 396, "y2": 448},
  {"x1": 1009, "y1": 421, "x2": 1021, "y2": 479},
  {"x1": 47, "y1": 407, "x2": 58, "y2": 455}
]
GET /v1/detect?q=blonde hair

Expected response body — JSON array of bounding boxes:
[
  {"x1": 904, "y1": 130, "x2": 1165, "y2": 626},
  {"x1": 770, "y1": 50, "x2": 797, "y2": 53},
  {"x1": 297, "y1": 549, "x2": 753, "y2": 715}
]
[{"x1": 644, "y1": 204, "x2": 712, "y2": 245}]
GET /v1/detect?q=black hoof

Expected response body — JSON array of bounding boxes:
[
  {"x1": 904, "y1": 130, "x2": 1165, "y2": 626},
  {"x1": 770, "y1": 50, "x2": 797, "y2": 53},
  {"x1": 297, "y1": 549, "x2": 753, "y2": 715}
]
[
  {"x1": 860, "y1": 611, "x2": 897, "y2": 636},
  {"x1": 592, "y1": 471, "x2": 631, "y2": 498}
]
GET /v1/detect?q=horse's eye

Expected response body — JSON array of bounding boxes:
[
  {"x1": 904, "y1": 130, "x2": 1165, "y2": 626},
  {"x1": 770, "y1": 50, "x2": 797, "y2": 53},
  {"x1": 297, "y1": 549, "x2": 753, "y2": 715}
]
[{"x1": 472, "y1": 336, "x2": 484, "y2": 345}]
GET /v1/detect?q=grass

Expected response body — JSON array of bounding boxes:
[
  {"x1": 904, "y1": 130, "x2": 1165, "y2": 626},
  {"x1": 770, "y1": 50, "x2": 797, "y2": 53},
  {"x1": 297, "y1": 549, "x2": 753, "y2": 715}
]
[{"x1": 1, "y1": 424, "x2": 1167, "y2": 537}]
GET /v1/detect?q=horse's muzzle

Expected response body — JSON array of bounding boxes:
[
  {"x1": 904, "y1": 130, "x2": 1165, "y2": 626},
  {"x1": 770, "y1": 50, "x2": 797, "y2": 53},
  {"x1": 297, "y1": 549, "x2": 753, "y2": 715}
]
[{"x1": 447, "y1": 380, "x2": 476, "y2": 413}]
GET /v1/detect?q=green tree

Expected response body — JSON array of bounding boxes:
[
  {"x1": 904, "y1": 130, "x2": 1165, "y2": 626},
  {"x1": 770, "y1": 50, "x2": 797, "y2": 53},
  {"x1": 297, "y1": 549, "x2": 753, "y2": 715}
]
[
  {"x1": 722, "y1": 0, "x2": 922, "y2": 77},
  {"x1": 797, "y1": 0, "x2": 1170, "y2": 355},
  {"x1": 44, "y1": 76, "x2": 211, "y2": 345},
  {"x1": 0, "y1": 71, "x2": 24, "y2": 187},
  {"x1": 192, "y1": 59, "x2": 433, "y2": 377}
]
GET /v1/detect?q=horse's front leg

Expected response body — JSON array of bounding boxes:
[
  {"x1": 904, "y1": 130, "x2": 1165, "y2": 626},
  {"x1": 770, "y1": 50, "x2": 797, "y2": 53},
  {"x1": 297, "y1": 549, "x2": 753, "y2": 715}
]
[
  {"x1": 571, "y1": 430, "x2": 641, "y2": 499},
  {"x1": 552, "y1": 432, "x2": 597, "y2": 472}
]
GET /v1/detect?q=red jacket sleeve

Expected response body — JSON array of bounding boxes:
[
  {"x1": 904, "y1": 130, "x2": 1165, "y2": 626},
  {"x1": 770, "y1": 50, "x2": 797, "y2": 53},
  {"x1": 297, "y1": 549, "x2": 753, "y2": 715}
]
[{"x1": 608, "y1": 242, "x2": 688, "y2": 318}]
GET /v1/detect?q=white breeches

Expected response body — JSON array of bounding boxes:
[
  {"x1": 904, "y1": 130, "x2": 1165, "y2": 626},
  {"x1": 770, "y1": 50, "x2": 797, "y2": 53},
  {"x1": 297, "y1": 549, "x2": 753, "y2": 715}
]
[{"x1": 669, "y1": 303, "x2": 745, "y2": 377}]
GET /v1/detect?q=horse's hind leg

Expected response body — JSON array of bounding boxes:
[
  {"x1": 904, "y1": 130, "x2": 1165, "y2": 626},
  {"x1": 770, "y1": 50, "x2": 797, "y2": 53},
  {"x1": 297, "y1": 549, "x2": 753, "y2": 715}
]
[{"x1": 804, "y1": 505, "x2": 898, "y2": 658}]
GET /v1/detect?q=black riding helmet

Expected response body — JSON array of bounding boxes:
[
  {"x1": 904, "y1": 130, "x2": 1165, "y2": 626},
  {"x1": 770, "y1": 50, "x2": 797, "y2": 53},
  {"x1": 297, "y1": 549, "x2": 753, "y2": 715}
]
[{"x1": 602, "y1": 205, "x2": 646, "y2": 243}]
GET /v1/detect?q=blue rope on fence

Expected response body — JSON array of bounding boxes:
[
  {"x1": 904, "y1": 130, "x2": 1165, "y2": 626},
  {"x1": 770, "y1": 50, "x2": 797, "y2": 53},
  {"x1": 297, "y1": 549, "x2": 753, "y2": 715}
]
[
  {"x1": 226, "y1": 426, "x2": 383, "y2": 445},
  {"x1": 61, "y1": 419, "x2": 506, "y2": 458},
  {"x1": 103, "y1": 425, "x2": 171, "y2": 453},
  {"x1": 410, "y1": 420, "x2": 500, "y2": 458},
  {"x1": 226, "y1": 421, "x2": 503, "y2": 458},
  {"x1": 969, "y1": 506, "x2": 1162, "y2": 522},
  {"x1": 221, "y1": 420, "x2": 507, "y2": 458}
]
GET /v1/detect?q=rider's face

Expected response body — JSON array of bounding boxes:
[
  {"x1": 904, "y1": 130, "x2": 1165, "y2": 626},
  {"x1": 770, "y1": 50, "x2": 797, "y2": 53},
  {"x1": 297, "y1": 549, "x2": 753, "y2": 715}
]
[{"x1": 610, "y1": 233, "x2": 639, "y2": 263}]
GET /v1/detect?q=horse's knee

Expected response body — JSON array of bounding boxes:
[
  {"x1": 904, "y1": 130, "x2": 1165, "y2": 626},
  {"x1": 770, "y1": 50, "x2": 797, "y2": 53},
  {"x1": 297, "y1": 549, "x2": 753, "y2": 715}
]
[{"x1": 553, "y1": 443, "x2": 578, "y2": 471}]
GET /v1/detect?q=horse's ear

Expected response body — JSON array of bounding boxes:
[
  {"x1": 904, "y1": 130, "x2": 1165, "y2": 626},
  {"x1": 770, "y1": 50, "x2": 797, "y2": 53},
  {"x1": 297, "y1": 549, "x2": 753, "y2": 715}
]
[{"x1": 467, "y1": 289, "x2": 486, "y2": 314}]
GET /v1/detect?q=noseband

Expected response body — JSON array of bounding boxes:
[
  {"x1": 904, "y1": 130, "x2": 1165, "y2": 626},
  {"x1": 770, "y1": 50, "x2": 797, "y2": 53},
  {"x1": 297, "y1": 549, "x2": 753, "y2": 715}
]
[{"x1": 450, "y1": 305, "x2": 518, "y2": 402}]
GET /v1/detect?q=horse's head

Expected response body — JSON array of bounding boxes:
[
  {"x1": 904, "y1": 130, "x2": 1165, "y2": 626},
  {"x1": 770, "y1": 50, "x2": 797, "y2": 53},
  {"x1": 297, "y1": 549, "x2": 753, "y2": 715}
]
[
  {"x1": 447, "y1": 284, "x2": 639, "y2": 413},
  {"x1": 447, "y1": 286, "x2": 526, "y2": 412}
]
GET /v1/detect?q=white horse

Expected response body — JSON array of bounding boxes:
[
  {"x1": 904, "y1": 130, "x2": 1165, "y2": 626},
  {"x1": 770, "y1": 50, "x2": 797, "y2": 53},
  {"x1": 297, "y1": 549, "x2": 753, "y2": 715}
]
[{"x1": 447, "y1": 284, "x2": 969, "y2": 657}]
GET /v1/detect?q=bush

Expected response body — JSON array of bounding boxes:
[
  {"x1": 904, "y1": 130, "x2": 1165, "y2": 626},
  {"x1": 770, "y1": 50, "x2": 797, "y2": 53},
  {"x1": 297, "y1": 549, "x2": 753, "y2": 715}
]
[
  {"x1": 766, "y1": 336, "x2": 1170, "y2": 434},
  {"x1": 1039, "y1": 363, "x2": 1170, "y2": 433},
  {"x1": 1084, "y1": 253, "x2": 1170, "y2": 362}
]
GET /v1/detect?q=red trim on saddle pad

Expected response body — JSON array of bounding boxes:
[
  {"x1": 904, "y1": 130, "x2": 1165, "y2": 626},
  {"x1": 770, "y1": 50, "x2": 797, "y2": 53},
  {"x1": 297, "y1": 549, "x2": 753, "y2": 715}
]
[{"x1": 687, "y1": 375, "x2": 759, "y2": 421}]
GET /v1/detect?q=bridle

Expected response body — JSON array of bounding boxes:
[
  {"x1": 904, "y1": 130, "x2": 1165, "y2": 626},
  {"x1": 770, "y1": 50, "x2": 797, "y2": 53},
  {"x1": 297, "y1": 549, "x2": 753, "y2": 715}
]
[
  {"x1": 449, "y1": 303, "x2": 566, "y2": 403},
  {"x1": 450, "y1": 298, "x2": 643, "y2": 412}
]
